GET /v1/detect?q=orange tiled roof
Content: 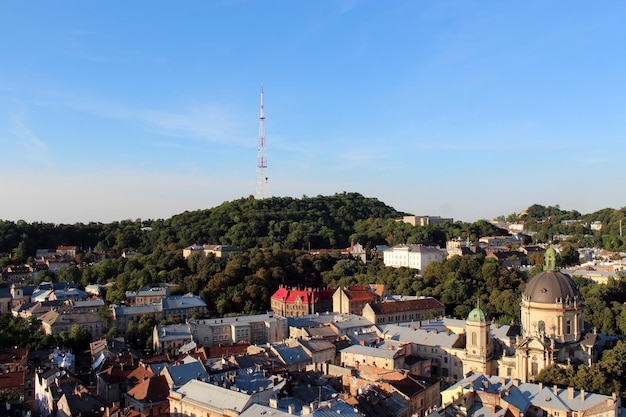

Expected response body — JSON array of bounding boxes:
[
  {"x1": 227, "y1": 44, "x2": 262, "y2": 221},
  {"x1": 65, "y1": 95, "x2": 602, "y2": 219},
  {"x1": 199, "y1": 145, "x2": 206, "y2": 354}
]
[
  {"x1": 126, "y1": 374, "x2": 170, "y2": 402},
  {"x1": 344, "y1": 285, "x2": 379, "y2": 302},
  {"x1": 126, "y1": 364, "x2": 155, "y2": 386},
  {"x1": 0, "y1": 370, "x2": 24, "y2": 390}
]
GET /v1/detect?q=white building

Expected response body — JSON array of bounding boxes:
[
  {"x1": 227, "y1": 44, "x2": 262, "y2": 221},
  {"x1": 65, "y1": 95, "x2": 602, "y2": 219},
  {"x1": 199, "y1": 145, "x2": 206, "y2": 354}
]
[{"x1": 383, "y1": 244, "x2": 446, "y2": 272}]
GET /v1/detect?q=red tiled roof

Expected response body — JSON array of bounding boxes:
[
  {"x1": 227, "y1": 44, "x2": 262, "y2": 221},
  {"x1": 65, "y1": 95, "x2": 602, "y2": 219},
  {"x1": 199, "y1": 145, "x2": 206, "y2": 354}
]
[
  {"x1": 205, "y1": 343, "x2": 249, "y2": 359},
  {"x1": 271, "y1": 288, "x2": 334, "y2": 304},
  {"x1": 127, "y1": 374, "x2": 170, "y2": 402},
  {"x1": 344, "y1": 286, "x2": 379, "y2": 302},
  {"x1": 0, "y1": 370, "x2": 24, "y2": 390},
  {"x1": 126, "y1": 365, "x2": 155, "y2": 386},
  {"x1": 140, "y1": 354, "x2": 169, "y2": 364},
  {"x1": 98, "y1": 363, "x2": 136, "y2": 384},
  {"x1": 0, "y1": 347, "x2": 28, "y2": 364}
]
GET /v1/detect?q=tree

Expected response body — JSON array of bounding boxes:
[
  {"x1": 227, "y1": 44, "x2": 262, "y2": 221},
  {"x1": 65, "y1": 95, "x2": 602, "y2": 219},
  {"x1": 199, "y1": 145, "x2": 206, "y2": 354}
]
[
  {"x1": 560, "y1": 245, "x2": 579, "y2": 267},
  {"x1": 534, "y1": 364, "x2": 574, "y2": 387},
  {"x1": 60, "y1": 324, "x2": 92, "y2": 352},
  {"x1": 57, "y1": 265, "x2": 82, "y2": 283}
]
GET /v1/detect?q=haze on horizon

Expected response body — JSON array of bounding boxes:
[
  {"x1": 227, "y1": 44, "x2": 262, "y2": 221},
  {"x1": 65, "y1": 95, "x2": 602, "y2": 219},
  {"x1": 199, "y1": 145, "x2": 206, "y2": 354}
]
[{"x1": 1, "y1": 1, "x2": 625, "y2": 225}]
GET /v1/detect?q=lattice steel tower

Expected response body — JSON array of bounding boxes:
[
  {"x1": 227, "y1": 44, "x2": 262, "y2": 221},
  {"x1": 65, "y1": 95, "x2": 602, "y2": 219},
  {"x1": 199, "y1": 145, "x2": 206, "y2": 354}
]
[{"x1": 256, "y1": 86, "x2": 268, "y2": 199}]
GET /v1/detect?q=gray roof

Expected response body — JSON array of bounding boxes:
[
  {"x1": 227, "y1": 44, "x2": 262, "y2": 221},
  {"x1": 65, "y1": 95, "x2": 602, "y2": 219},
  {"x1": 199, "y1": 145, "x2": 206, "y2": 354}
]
[
  {"x1": 136, "y1": 287, "x2": 168, "y2": 297},
  {"x1": 313, "y1": 399, "x2": 364, "y2": 417},
  {"x1": 387, "y1": 244, "x2": 445, "y2": 254},
  {"x1": 287, "y1": 312, "x2": 338, "y2": 328},
  {"x1": 211, "y1": 366, "x2": 279, "y2": 393},
  {"x1": 378, "y1": 323, "x2": 461, "y2": 349},
  {"x1": 161, "y1": 293, "x2": 207, "y2": 309},
  {"x1": 165, "y1": 361, "x2": 209, "y2": 387},
  {"x1": 238, "y1": 403, "x2": 293, "y2": 417},
  {"x1": 305, "y1": 326, "x2": 338, "y2": 338},
  {"x1": 490, "y1": 323, "x2": 514, "y2": 345},
  {"x1": 524, "y1": 270, "x2": 580, "y2": 303},
  {"x1": 113, "y1": 304, "x2": 161, "y2": 317},
  {"x1": 330, "y1": 317, "x2": 375, "y2": 330},
  {"x1": 188, "y1": 312, "x2": 284, "y2": 326},
  {"x1": 298, "y1": 338, "x2": 335, "y2": 353},
  {"x1": 272, "y1": 345, "x2": 311, "y2": 365},
  {"x1": 341, "y1": 344, "x2": 400, "y2": 359},
  {"x1": 155, "y1": 324, "x2": 192, "y2": 341},
  {"x1": 71, "y1": 298, "x2": 105, "y2": 308},
  {"x1": 174, "y1": 379, "x2": 252, "y2": 412},
  {"x1": 446, "y1": 373, "x2": 616, "y2": 414}
]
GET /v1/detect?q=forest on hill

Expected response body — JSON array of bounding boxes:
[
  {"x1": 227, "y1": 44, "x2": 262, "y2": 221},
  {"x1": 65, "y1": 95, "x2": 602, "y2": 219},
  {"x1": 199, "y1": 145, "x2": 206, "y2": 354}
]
[{"x1": 0, "y1": 195, "x2": 625, "y2": 334}]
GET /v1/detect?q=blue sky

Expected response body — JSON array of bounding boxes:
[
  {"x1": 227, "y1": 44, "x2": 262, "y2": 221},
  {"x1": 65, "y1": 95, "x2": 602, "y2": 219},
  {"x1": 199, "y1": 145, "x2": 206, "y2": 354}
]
[{"x1": 1, "y1": 1, "x2": 625, "y2": 224}]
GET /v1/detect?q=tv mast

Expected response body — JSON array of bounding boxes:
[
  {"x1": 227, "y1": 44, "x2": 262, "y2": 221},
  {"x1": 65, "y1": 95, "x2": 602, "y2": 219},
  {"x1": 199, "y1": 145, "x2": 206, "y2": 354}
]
[{"x1": 256, "y1": 86, "x2": 268, "y2": 199}]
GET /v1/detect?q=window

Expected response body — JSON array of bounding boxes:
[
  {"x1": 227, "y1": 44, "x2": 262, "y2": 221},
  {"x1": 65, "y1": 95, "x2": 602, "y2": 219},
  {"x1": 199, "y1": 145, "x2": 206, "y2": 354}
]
[{"x1": 566, "y1": 320, "x2": 571, "y2": 334}]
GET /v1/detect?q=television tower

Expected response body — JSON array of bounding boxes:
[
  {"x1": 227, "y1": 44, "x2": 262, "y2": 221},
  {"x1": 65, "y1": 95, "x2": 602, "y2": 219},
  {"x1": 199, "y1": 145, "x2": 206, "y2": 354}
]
[{"x1": 256, "y1": 86, "x2": 268, "y2": 199}]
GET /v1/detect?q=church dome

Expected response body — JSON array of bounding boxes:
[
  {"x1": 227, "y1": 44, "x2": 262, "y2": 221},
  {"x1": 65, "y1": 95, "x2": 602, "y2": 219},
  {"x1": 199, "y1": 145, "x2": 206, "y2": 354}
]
[
  {"x1": 467, "y1": 306, "x2": 487, "y2": 323},
  {"x1": 523, "y1": 247, "x2": 580, "y2": 304},
  {"x1": 523, "y1": 270, "x2": 580, "y2": 304}
]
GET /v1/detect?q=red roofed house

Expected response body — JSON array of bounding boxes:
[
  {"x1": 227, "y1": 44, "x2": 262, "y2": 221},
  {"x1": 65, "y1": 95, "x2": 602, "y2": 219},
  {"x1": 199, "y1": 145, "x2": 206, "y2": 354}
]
[
  {"x1": 96, "y1": 363, "x2": 136, "y2": 406},
  {"x1": 332, "y1": 285, "x2": 386, "y2": 315},
  {"x1": 270, "y1": 286, "x2": 335, "y2": 317},
  {"x1": 124, "y1": 374, "x2": 170, "y2": 417},
  {"x1": 362, "y1": 297, "x2": 446, "y2": 325},
  {"x1": 0, "y1": 346, "x2": 30, "y2": 407}
]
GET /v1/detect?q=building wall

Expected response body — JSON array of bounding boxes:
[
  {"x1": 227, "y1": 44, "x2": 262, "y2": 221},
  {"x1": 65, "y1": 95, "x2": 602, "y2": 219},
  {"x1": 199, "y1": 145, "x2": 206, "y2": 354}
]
[
  {"x1": 383, "y1": 245, "x2": 445, "y2": 271},
  {"x1": 362, "y1": 304, "x2": 445, "y2": 325},
  {"x1": 521, "y1": 301, "x2": 583, "y2": 344},
  {"x1": 187, "y1": 315, "x2": 288, "y2": 349},
  {"x1": 341, "y1": 350, "x2": 403, "y2": 371}
]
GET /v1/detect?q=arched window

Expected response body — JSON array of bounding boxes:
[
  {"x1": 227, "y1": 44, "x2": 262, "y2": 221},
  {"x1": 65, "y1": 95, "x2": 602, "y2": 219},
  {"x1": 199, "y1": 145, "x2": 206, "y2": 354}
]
[{"x1": 538, "y1": 321, "x2": 546, "y2": 333}]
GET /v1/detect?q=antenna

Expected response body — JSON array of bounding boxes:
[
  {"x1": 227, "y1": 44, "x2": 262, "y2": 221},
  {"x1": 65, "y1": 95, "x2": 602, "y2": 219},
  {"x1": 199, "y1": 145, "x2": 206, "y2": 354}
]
[{"x1": 256, "y1": 86, "x2": 268, "y2": 199}]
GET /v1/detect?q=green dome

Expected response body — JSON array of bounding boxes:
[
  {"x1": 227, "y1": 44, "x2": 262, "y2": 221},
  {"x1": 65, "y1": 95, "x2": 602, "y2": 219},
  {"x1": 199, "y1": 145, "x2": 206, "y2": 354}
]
[{"x1": 467, "y1": 306, "x2": 487, "y2": 323}]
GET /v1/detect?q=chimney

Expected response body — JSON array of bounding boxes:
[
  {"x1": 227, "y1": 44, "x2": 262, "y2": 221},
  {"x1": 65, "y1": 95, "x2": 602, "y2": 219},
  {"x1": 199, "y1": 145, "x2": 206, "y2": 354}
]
[
  {"x1": 568, "y1": 387, "x2": 574, "y2": 399},
  {"x1": 302, "y1": 405, "x2": 311, "y2": 415},
  {"x1": 580, "y1": 389, "x2": 585, "y2": 401},
  {"x1": 538, "y1": 382, "x2": 543, "y2": 390},
  {"x1": 553, "y1": 385, "x2": 559, "y2": 395},
  {"x1": 288, "y1": 404, "x2": 296, "y2": 414},
  {"x1": 269, "y1": 397, "x2": 278, "y2": 409}
]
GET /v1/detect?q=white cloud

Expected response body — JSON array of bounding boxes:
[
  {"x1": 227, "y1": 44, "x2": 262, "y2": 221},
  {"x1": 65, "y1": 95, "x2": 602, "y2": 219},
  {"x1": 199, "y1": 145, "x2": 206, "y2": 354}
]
[{"x1": 8, "y1": 112, "x2": 50, "y2": 163}]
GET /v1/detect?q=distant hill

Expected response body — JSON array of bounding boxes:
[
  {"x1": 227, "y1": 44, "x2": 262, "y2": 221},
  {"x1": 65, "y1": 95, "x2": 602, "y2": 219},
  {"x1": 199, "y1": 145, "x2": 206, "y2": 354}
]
[
  {"x1": 3, "y1": 197, "x2": 625, "y2": 258},
  {"x1": 154, "y1": 192, "x2": 406, "y2": 250},
  {"x1": 0, "y1": 192, "x2": 405, "y2": 255},
  {"x1": 503, "y1": 204, "x2": 626, "y2": 251}
]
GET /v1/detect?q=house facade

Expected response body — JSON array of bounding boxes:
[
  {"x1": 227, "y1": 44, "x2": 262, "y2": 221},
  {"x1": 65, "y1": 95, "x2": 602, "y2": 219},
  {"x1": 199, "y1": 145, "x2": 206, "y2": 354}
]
[
  {"x1": 383, "y1": 244, "x2": 446, "y2": 272},
  {"x1": 362, "y1": 297, "x2": 445, "y2": 325},
  {"x1": 270, "y1": 287, "x2": 334, "y2": 317}
]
